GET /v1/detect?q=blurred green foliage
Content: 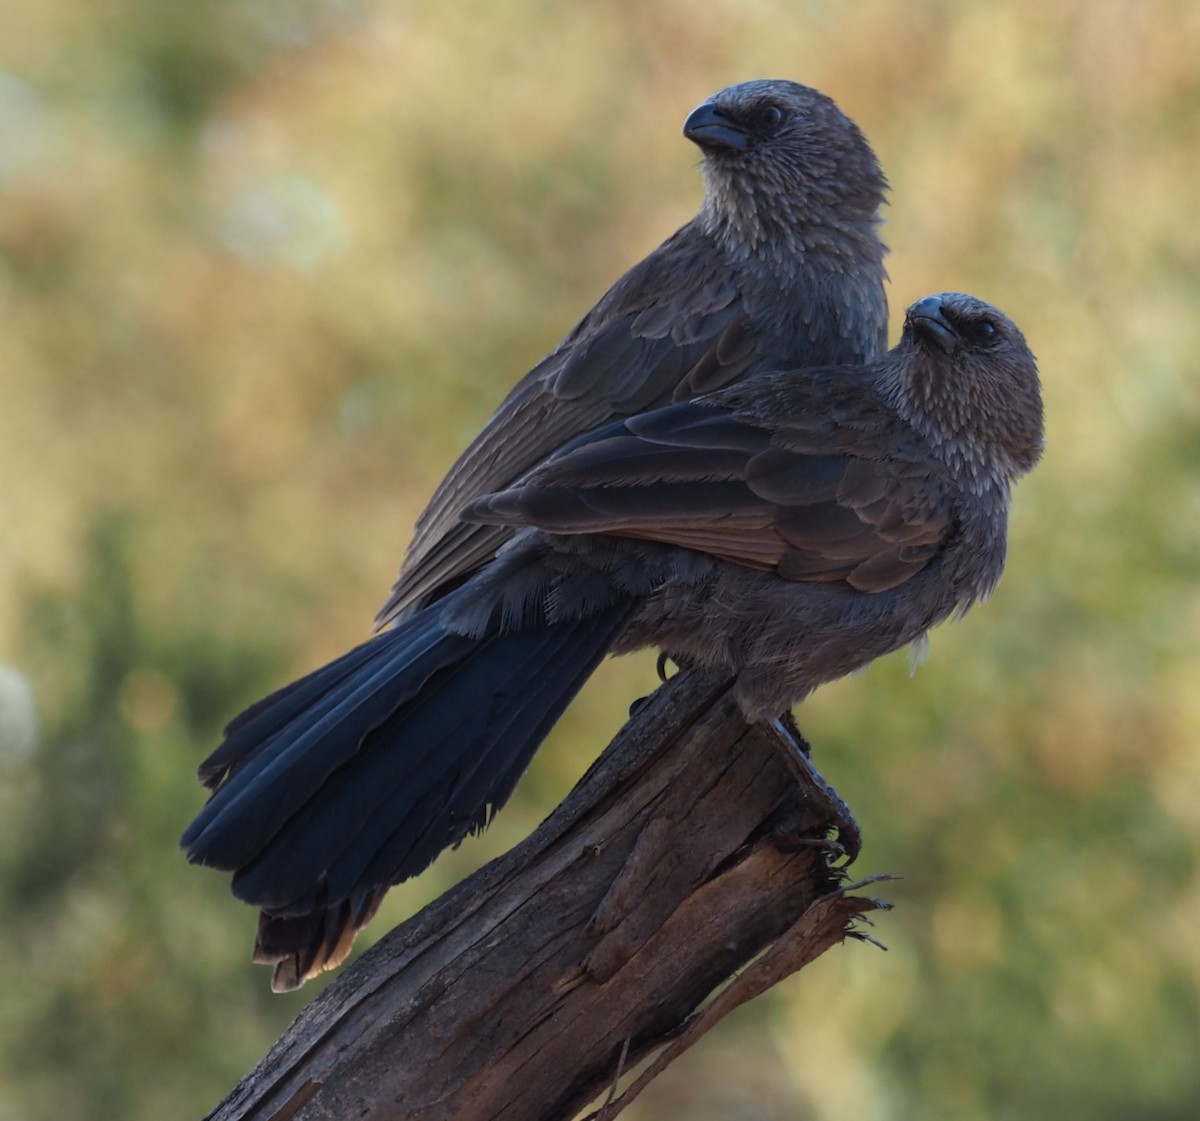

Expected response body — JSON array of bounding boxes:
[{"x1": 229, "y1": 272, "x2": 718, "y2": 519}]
[{"x1": 1, "y1": 1, "x2": 1198, "y2": 1118}]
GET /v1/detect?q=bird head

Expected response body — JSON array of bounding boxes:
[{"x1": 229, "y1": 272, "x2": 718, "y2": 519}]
[
  {"x1": 897, "y1": 293, "x2": 1045, "y2": 486},
  {"x1": 685, "y1": 79, "x2": 888, "y2": 257}
]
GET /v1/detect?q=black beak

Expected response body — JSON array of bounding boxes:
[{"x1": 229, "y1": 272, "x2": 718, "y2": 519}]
[
  {"x1": 906, "y1": 296, "x2": 958, "y2": 354},
  {"x1": 683, "y1": 102, "x2": 749, "y2": 152}
]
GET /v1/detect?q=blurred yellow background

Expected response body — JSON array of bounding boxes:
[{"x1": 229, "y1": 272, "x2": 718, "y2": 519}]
[{"x1": 1, "y1": 1, "x2": 1197, "y2": 1118}]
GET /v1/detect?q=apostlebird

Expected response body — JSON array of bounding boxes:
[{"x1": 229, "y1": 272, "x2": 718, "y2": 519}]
[
  {"x1": 183, "y1": 292, "x2": 1044, "y2": 990},
  {"x1": 378, "y1": 78, "x2": 890, "y2": 625}
]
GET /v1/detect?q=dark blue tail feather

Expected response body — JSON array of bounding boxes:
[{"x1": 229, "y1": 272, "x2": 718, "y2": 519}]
[
  {"x1": 183, "y1": 595, "x2": 632, "y2": 918},
  {"x1": 181, "y1": 617, "x2": 473, "y2": 867},
  {"x1": 198, "y1": 637, "x2": 387, "y2": 786},
  {"x1": 339, "y1": 611, "x2": 629, "y2": 907}
]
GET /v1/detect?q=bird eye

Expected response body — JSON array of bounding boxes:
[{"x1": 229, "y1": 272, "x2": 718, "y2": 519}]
[
  {"x1": 972, "y1": 319, "x2": 999, "y2": 345},
  {"x1": 757, "y1": 105, "x2": 784, "y2": 131}
]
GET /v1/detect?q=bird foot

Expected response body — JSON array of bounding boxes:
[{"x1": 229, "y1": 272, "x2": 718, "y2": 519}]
[{"x1": 770, "y1": 716, "x2": 861, "y2": 863}]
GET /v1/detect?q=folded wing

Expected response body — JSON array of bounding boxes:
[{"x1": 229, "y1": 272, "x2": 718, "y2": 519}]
[{"x1": 466, "y1": 397, "x2": 953, "y2": 595}]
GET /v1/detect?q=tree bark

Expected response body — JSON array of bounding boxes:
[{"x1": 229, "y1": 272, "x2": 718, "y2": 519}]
[{"x1": 205, "y1": 669, "x2": 890, "y2": 1121}]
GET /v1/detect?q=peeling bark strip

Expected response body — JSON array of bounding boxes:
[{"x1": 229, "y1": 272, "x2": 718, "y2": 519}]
[{"x1": 205, "y1": 669, "x2": 890, "y2": 1121}]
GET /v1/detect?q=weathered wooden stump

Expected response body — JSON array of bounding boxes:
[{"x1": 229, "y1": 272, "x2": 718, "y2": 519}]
[{"x1": 205, "y1": 669, "x2": 889, "y2": 1121}]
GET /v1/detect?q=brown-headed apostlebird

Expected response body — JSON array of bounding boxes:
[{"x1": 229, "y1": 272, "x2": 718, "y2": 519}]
[
  {"x1": 376, "y1": 78, "x2": 889, "y2": 626},
  {"x1": 183, "y1": 293, "x2": 1044, "y2": 990}
]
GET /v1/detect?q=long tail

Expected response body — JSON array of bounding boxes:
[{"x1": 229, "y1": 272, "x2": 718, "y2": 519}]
[{"x1": 181, "y1": 594, "x2": 631, "y2": 990}]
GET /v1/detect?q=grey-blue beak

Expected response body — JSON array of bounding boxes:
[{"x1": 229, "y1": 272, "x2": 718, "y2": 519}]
[
  {"x1": 683, "y1": 102, "x2": 749, "y2": 151},
  {"x1": 907, "y1": 296, "x2": 957, "y2": 354}
]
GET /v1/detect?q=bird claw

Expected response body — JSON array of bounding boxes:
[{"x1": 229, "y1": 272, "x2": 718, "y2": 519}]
[
  {"x1": 631, "y1": 653, "x2": 692, "y2": 714},
  {"x1": 777, "y1": 834, "x2": 848, "y2": 861},
  {"x1": 770, "y1": 716, "x2": 862, "y2": 864},
  {"x1": 656, "y1": 652, "x2": 676, "y2": 683}
]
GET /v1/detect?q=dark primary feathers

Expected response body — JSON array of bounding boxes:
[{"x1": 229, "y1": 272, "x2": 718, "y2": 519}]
[
  {"x1": 183, "y1": 292, "x2": 1042, "y2": 990},
  {"x1": 376, "y1": 78, "x2": 889, "y2": 625}
]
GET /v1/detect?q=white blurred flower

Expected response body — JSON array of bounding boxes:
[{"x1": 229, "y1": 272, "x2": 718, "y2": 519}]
[
  {"x1": 0, "y1": 664, "x2": 37, "y2": 762},
  {"x1": 0, "y1": 71, "x2": 51, "y2": 180},
  {"x1": 216, "y1": 174, "x2": 350, "y2": 269}
]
